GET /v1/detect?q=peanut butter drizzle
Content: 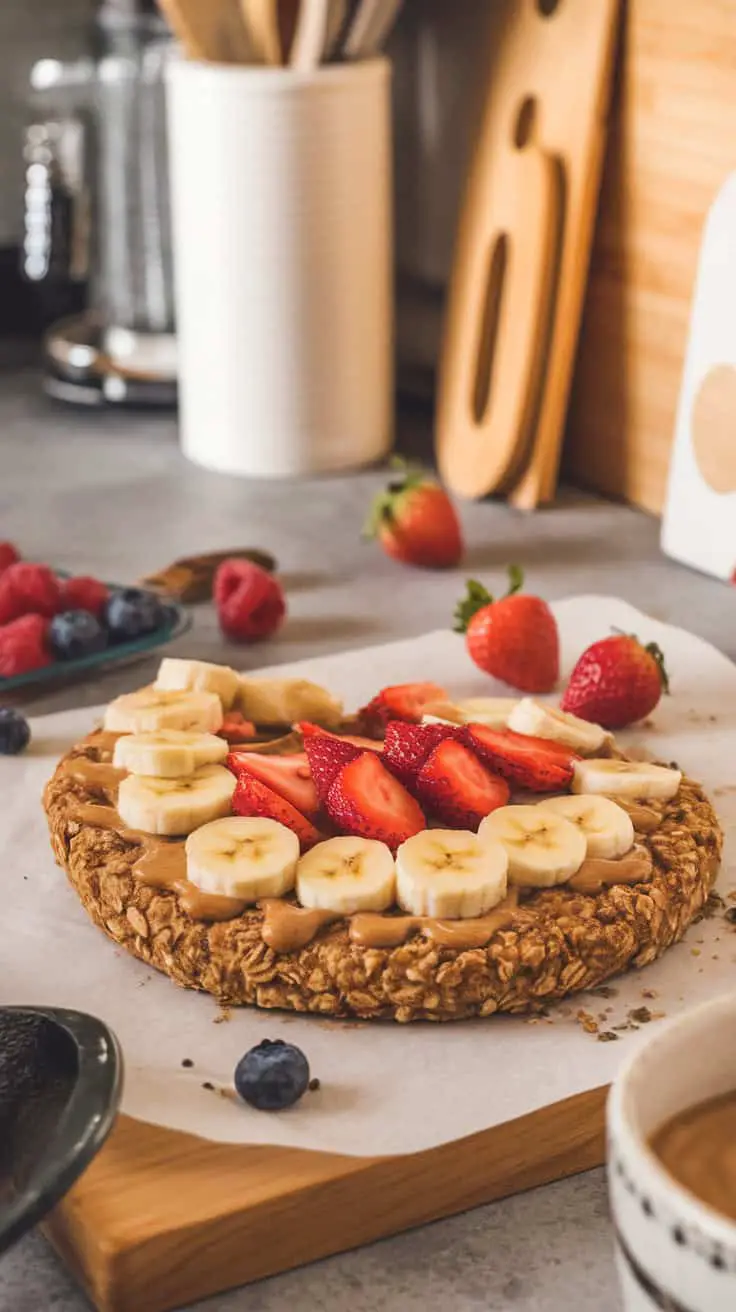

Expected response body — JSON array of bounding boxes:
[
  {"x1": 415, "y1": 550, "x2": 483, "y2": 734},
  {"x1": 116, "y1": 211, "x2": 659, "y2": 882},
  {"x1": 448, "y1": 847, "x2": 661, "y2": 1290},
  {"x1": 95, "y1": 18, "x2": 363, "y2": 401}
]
[
  {"x1": 260, "y1": 891, "x2": 519, "y2": 953},
  {"x1": 567, "y1": 845, "x2": 653, "y2": 894},
  {"x1": 621, "y1": 802, "x2": 661, "y2": 834},
  {"x1": 59, "y1": 755, "x2": 126, "y2": 795}
]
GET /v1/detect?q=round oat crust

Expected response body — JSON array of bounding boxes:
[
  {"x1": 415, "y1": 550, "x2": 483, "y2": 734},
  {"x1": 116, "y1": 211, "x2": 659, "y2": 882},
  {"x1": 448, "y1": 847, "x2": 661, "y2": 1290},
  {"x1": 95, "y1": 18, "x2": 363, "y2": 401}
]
[{"x1": 43, "y1": 735, "x2": 723, "y2": 1022}]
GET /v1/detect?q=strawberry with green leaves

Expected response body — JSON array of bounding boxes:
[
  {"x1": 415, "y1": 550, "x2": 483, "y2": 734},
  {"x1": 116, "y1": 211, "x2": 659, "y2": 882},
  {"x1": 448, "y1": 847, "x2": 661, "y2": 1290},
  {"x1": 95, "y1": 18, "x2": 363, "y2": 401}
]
[
  {"x1": 365, "y1": 460, "x2": 463, "y2": 569},
  {"x1": 561, "y1": 633, "x2": 669, "y2": 728},
  {"x1": 454, "y1": 567, "x2": 559, "y2": 693}
]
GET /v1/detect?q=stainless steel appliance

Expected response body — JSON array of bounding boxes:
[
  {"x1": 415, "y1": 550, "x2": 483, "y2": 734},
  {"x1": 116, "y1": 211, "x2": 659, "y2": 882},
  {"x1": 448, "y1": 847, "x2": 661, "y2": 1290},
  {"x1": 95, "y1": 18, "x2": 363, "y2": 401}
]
[{"x1": 22, "y1": 0, "x2": 177, "y2": 407}]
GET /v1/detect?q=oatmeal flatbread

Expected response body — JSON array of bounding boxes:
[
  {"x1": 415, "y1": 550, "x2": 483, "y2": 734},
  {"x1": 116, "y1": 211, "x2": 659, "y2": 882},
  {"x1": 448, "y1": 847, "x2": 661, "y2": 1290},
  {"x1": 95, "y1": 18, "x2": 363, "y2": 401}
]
[{"x1": 43, "y1": 731, "x2": 722, "y2": 1023}]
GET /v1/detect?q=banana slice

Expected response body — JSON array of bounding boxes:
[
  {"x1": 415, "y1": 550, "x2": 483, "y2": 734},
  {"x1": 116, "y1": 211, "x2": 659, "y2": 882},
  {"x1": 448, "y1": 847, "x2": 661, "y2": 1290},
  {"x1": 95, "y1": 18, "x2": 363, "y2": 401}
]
[
  {"x1": 396, "y1": 829, "x2": 508, "y2": 919},
  {"x1": 186, "y1": 816, "x2": 299, "y2": 900},
  {"x1": 507, "y1": 698, "x2": 608, "y2": 754},
  {"x1": 296, "y1": 836, "x2": 395, "y2": 915},
  {"x1": 422, "y1": 697, "x2": 518, "y2": 729},
  {"x1": 572, "y1": 758, "x2": 682, "y2": 802},
  {"x1": 239, "y1": 676, "x2": 343, "y2": 727},
  {"x1": 155, "y1": 658, "x2": 240, "y2": 710},
  {"x1": 536, "y1": 794, "x2": 634, "y2": 860},
  {"x1": 112, "y1": 730, "x2": 227, "y2": 778},
  {"x1": 104, "y1": 688, "x2": 223, "y2": 735},
  {"x1": 117, "y1": 763, "x2": 235, "y2": 836},
  {"x1": 479, "y1": 804, "x2": 586, "y2": 887}
]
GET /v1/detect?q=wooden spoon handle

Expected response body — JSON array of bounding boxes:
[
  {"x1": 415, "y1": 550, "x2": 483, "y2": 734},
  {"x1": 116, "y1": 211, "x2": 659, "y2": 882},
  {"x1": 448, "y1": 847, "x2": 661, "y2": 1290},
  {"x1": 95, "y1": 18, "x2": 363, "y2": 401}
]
[
  {"x1": 240, "y1": 0, "x2": 282, "y2": 63},
  {"x1": 159, "y1": 0, "x2": 254, "y2": 61}
]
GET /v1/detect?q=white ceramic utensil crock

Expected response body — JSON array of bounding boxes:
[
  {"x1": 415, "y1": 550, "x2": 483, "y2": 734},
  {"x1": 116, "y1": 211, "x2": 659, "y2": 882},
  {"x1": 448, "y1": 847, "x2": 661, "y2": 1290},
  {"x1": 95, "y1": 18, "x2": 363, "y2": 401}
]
[{"x1": 608, "y1": 993, "x2": 736, "y2": 1312}]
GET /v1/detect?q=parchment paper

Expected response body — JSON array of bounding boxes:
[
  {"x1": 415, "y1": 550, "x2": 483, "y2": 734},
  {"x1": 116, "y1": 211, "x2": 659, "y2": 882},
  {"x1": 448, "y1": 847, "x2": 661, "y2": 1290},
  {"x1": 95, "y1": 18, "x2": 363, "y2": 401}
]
[{"x1": 3, "y1": 596, "x2": 735, "y2": 1156}]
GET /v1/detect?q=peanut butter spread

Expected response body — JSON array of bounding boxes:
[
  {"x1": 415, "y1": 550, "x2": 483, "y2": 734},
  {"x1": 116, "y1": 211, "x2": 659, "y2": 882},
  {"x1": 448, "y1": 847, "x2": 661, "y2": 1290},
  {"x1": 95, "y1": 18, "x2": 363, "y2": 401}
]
[{"x1": 58, "y1": 738, "x2": 658, "y2": 953}]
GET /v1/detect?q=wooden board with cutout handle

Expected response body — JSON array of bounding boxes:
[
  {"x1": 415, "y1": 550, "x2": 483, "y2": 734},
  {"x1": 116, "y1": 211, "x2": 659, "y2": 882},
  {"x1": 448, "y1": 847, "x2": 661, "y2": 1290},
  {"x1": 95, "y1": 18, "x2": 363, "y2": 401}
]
[{"x1": 435, "y1": 0, "x2": 620, "y2": 508}]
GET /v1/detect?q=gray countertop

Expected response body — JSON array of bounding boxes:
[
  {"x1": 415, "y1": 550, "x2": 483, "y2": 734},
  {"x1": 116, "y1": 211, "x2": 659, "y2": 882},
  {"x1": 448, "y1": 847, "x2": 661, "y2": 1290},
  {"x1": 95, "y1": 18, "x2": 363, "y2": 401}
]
[{"x1": 1, "y1": 361, "x2": 732, "y2": 1312}]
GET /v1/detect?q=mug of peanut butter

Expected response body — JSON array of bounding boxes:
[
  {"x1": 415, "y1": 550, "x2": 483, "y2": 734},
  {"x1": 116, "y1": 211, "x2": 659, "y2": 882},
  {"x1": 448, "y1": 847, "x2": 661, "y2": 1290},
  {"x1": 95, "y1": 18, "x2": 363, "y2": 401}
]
[{"x1": 608, "y1": 993, "x2": 736, "y2": 1312}]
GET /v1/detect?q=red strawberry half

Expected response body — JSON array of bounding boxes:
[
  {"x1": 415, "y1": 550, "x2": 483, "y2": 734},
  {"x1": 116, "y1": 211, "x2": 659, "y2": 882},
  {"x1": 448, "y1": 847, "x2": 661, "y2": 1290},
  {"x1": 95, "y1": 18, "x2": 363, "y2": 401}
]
[
  {"x1": 227, "y1": 750, "x2": 319, "y2": 816},
  {"x1": 303, "y1": 735, "x2": 360, "y2": 803},
  {"x1": 232, "y1": 774, "x2": 323, "y2": 851},
  {"x1": 296, "y1": 721, "x2": 383, "y2": 751},
  {"x1": 358, "y1": 681, "x2": 449, "y2": 734},
  {"x1": 326, "y1": 751, "x2": 426, "y2": 850},
  {"x1": 464, "y1": 725, "x2": 578, "y2": 792},
  {"x1": 382, "y1": 720, "x2": 460, "y2": 789},
  {"x1": 415, "y1": 739, "x2": 510, "y2": 829}
]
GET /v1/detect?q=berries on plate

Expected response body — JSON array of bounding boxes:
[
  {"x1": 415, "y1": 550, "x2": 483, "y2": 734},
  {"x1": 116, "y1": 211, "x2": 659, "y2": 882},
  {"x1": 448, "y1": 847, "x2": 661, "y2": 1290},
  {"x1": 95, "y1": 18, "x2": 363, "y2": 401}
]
[
  {"x1": 464, "y1": 725, "x2": 578, "y2": 793},
  {"x1": 104, "y1": 587, "x2": 166, "y2": 642},
  {"x1": 227, "y1": 750, "x2": 320, "y2": 816},
  {"x1": 358, "y1": 681, "x2": 449, "y2": 734},
  {"x1": 415, "y1": 738, "x2": 510, "y2": 829},
  {"x1": 234, "y1": 1039, "x2": 310, "y2": 1111},
  {"x1": 49, "y1": 609, "x2": 108, "y2": 661},
  {"x1": 0, "y1": 707, "x2": 31, "y2": 755},
  {"x1": 454, "y1": 567, "x2": 559, "y2": 694},
  {"x1": 0, "y1": 614, "x2": 51, "y2": 678},
  {"x1": 364, "y1": 460, "x2": 463, "y2": 569},
  {"x1": 561, "y1": 633, "x2": 669, "y2": 729},
  {"x1": 0, "y1": 562, "x2": 61, "y2": 625},
  {"x1": 303, "y1": 733, "x2": 361, "y2": 802},
  {"x1": 60, "y1": 575, "x2": 110, "y2": 618},
  {"x1": 326, "y1": 751, "x2": 426, "y2": 850},
  {"x1": 215, "y1": 559, "x2": 285, "y2": 643},
  {"x1": 232, "y1": 773, "x2": 323, "y2": 850},
  {"x1": 0, "y1": 543, "x2": 20, "y2": 575},
  {"x1": 381, "y1": 720, "x2": 460, "y2": 790}
]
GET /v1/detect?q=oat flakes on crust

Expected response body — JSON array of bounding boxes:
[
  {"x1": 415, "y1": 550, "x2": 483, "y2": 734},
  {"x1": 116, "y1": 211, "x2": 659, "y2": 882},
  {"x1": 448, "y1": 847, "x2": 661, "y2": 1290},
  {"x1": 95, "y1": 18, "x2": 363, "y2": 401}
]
[{"x1": 43, "y1": 735, "x2": 723, "y2": 1022}]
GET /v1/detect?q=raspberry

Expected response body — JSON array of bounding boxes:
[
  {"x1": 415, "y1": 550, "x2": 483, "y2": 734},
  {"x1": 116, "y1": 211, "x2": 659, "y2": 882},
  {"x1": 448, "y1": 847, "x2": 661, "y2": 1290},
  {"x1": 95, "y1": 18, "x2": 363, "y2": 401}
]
[
  {"x1": 0, "y1": 543, "x2": 20, "y2": 575},
  {"x1": 60, "y1": 575, "x2": 109, "y2": 618},
  {"x1": 0, "y1": 563, "x2": 61, "y2": 625},
  {"x1": 215, "y1": 559, "x2": 285, "y2": 643},
  {"x1": 0, "y1": 614, "x2": 51, "y2": 678}
]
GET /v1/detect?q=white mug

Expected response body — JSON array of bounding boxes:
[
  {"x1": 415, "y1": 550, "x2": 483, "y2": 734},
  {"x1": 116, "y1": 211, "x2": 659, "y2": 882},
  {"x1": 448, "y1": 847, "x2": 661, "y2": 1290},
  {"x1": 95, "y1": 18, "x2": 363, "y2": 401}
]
[
  {"x1": 166, "y1": 57, "x2": 393, "y2": 477},
  {"x1": 608, "y1": 993, "x2": 736, "y2": 1312}
]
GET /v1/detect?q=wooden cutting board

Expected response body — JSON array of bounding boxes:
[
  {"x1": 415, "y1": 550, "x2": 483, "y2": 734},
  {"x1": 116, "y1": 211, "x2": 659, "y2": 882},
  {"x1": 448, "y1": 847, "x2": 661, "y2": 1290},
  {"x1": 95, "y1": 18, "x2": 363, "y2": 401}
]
[
  {"x1": 44, "y1": 1089, "x2": 606, "y2": 1312},
  {"x1": 565, "y1": 0, "x2": 736, "y2": 514},
  {"x1": 435, "y1": 0, "x2": 620, "y2": 508}
]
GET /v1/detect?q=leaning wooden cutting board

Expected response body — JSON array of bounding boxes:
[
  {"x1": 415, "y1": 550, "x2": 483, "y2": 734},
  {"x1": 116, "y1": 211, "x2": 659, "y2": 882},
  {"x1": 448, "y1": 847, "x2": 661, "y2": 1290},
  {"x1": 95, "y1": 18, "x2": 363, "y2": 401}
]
[
  {"x1": 436, "y1": 0, "x2": 620, "y2": 507},
  {"x1": 45, "y1": 1092, "x2": 606, "y2": 1312}
]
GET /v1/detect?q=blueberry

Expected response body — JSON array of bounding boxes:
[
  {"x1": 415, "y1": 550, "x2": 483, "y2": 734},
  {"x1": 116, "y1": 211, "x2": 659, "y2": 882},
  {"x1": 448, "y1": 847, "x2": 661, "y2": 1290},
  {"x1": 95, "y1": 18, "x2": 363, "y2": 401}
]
[
  {"x1": 234, "y1": 1039, "x2": 310, "y2": 1111},
  {"x1": 0, "y1": 708, "x2": 30, "y2": 756},
  {"x1": 104, "y1": 588, "x2": 165, "y2": 642},
  {"x1": 49, "y1": 609, "x2": 108, "y2": 661}
]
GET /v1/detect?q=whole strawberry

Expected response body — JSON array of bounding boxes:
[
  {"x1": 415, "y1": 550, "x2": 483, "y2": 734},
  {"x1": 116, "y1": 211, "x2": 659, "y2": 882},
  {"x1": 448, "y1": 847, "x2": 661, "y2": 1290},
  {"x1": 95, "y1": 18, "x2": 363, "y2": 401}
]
[
  {"x1": 454, "y1": 567, "x2": 559, "y2": 693},
  {"x1": 561, "y1": 634, "x2": 669, "y2": 728},
  {"x1": 364, "y1": 460, "x2": 463, "y2": 569},
  {"x1": 215, "y1": 558, "x2": 285, "y2": 643}
]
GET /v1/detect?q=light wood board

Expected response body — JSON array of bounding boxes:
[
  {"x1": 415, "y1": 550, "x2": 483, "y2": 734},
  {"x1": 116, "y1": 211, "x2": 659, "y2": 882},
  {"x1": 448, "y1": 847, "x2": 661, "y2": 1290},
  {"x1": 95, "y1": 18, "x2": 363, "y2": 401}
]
[
  {"x1": 565, "y1": 0, "x2": 736, "y2": 514},
  {"x1": 435, "y1": 0, "x2": 620, "y2": 508},
  {"x1": 44, "y1": 1088, "x2": 607, "y2": 1312}
]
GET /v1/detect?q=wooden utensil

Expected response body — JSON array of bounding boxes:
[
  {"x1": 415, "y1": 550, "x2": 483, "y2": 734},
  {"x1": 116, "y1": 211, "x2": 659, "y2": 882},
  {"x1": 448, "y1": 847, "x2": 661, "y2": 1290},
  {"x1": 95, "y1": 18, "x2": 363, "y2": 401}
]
[
  {"x1": 289, "y1": 0, "x2": 330, "y2": 70},
  {"x1": 158, "y1": 0, "x2": 254, "y2": 61},
  {"x1": 239, "y1": 0, "x2": 282, "y2": 63},
  {"x1": 435, "y1": 0, "x2": 620, "y2": 507},
  {"x1": 342, "y1": 0, "x2": 402, "y2": 58}
]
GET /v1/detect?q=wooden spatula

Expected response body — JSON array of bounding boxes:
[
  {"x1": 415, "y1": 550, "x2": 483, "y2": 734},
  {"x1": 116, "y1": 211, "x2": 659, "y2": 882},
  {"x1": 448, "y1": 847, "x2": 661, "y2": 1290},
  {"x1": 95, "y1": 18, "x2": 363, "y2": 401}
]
[
  {"x1": 158, "y1": 0, "x2": 254, "y2": 61},
  {"x1": 239, "y1": 0, "x2": 282, "y2": 63}
]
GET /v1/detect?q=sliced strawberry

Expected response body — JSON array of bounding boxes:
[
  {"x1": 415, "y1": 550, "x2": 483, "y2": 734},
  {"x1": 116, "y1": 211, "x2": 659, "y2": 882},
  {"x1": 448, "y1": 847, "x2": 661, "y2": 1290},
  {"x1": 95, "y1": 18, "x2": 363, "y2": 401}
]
[
  {"x1": 415, "y1": 739, "x2": 509, "y2": 829},
  {"x1": 326, "y1": 751, "x2": 426, "y2": 850},
  {"x1": 303, "y1": 735, "x2": 360, "y2": 802},
  {"x1": 226, "y1": 750, "x2": 319, "y2": 816},
  {"x1": 218, "y1": 712, "x2": 257, "y2": 744},
  {"x1": 382, "y1": 720, "x2": 460, "y2": 789},
  {"x1": 357, "y1": 681, "x2": 449, "y2": 733},
  {"x1": 296, "y1": 721, "x2": 383, "y2": 751},
  {"x1": 232, "y1": 774, "x2": 323, "y2": 851},
  {"x1": 464, "y1": 724, "x2": 578, "y2": 792}
]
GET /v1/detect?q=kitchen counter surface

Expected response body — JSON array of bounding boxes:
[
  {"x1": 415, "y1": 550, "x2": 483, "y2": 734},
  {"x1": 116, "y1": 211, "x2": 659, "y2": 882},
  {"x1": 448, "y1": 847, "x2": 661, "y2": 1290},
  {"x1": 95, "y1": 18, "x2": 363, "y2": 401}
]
[{"x1": 1, "y1": 361, "x2": 733, "y2": 1312}]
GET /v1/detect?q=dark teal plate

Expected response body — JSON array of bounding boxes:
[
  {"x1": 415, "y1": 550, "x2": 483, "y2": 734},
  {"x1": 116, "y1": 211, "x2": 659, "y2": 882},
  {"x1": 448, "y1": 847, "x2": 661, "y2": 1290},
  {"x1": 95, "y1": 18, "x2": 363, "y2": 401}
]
[{"x1": 0, "y1": 592, "x2": 191, "y2": 693}]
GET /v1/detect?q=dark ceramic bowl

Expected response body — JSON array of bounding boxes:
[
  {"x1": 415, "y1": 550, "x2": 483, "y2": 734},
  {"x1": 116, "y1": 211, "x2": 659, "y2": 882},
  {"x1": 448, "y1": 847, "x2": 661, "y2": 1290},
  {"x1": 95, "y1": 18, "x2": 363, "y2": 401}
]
[{"x1": 0, "y1": 1006, "x2": 122, "y2": 1254}]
